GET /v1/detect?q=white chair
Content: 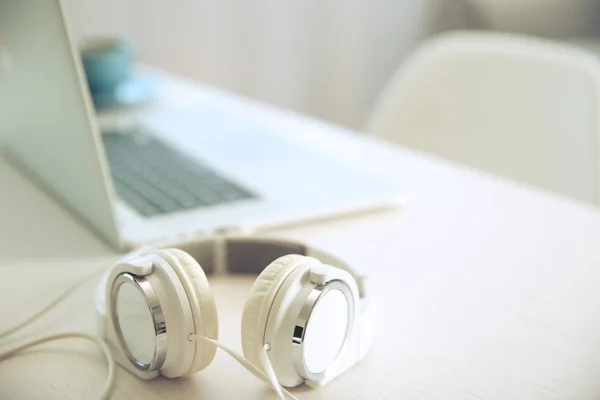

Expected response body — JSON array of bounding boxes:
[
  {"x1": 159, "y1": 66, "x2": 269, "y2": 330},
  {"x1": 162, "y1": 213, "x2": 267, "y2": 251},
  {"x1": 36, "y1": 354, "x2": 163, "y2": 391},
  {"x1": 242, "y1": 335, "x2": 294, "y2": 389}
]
[{"x1": 366, "y1": 31, "x2": 600, "y2": 205}]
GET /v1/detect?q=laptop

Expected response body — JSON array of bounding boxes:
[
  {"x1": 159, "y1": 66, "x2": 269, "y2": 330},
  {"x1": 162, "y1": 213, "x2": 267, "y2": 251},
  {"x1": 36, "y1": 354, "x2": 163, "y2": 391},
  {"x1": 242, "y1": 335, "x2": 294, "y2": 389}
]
[{"x1": 0, "y1": 0, "x2": 402, "y2": 251}]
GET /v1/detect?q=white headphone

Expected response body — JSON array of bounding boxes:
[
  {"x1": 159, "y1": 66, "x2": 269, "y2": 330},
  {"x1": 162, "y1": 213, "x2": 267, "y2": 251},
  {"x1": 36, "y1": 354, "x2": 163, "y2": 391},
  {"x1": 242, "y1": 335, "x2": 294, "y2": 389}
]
[{"x1": 94, "y1": 236, "x2": 373, "y2": 390}]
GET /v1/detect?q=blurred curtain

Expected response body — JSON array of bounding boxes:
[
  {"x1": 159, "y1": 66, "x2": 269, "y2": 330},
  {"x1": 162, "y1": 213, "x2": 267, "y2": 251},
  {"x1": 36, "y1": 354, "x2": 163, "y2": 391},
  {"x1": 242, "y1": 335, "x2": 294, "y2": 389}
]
[{"x1": 63, "y1": 0, "x2": 473, "y2": 129}]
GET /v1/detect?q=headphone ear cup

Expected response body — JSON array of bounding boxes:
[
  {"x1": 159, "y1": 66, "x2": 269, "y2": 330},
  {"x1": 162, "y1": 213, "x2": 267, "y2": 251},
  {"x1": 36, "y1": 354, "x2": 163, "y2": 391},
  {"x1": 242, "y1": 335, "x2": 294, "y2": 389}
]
[
  {"x1": 153, "y1": 249, "x2": 219, "y2": 375},
  {"x1": 240, "y1": 254, "x2": 306, "y2": 369}
]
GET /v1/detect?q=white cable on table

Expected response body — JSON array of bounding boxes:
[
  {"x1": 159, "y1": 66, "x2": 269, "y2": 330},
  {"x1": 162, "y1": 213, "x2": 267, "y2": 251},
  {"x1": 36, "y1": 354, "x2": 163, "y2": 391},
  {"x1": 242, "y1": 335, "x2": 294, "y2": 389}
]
[
  {"x1": 0, "y1": 246, "x2": 153, "y2": 340},
  {"x1": 0, "y1": 332, "x2": 116, "y2": 400},
  {"x1": 0, "y1": 265, "x2": 106, "y2": 340},
  {"x1": 0, "y1": 249, "x2": 150, "y2": 399},
  {"x1": 190, "y1": 335, "x2": 298, "y2": 400}
]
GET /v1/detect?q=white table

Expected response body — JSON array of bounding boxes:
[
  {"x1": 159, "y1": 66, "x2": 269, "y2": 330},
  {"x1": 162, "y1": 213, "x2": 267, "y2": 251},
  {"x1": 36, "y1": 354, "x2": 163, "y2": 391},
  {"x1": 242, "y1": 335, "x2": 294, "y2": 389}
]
[{"x1": 2, "y1": 72, "x2": 600, "y2": 400}]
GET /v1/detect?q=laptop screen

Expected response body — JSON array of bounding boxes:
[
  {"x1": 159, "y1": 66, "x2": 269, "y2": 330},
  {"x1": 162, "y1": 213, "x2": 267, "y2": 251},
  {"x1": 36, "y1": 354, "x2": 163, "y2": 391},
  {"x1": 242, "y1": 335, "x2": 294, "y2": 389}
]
[{"x1": 0, "y1": 0, "x2": 121, "y2": 248}]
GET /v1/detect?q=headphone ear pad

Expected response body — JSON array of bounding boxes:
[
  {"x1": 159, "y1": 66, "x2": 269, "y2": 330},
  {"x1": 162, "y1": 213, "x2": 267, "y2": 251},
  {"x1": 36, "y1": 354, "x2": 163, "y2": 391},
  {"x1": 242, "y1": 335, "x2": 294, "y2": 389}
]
[
  {"x1": 153, "y1": 249, "x2": 218, "y2": 375},
  {"x1": 240, "y1": 254, "x2": 306, "y2": 368}
]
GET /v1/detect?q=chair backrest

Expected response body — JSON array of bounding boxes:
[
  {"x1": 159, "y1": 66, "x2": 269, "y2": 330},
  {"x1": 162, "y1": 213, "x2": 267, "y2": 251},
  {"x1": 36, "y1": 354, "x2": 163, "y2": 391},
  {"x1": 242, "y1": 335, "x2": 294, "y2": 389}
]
[{"x1": 366, "y1": 31, "x2": 600, "y2": 205}]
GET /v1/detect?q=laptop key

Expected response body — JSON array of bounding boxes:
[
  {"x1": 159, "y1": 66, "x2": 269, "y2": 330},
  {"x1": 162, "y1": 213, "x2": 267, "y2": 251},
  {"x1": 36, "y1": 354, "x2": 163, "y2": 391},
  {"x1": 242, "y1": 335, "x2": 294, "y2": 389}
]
[
  {"x1": 186, "y1": 187, "x2": 222, "y2": 204},
  {"x1": 222, "y1": 190, "x2": 246, "y2": 201}
]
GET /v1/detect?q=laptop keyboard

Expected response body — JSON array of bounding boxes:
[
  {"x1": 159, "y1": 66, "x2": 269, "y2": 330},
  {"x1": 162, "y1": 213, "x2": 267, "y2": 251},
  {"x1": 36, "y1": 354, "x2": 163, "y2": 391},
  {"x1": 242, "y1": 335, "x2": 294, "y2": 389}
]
[{"x1": 102, "y1": 131, "x2": 256, "y2": 217}]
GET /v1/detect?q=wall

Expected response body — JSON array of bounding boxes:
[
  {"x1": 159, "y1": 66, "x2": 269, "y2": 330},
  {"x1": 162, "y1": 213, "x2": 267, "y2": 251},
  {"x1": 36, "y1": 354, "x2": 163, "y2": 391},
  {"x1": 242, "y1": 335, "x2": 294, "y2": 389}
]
[
  {"x1": 470, "y1": 0, "x2": 600, "y2": 38},
  {"x1": 62, "y1": 0, "x2": 472, "y2": 130},
  {"x1": 27, "y1": 1, "x2": 600, "y2": 130}
]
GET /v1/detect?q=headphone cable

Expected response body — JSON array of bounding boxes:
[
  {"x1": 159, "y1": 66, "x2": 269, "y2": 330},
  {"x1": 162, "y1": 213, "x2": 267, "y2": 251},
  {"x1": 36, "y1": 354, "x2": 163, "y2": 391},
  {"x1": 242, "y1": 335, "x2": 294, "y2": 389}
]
[
  {"x1": 0, "y1": 263, "x2": 107, "y2": 340},
  {"x1": 0, "y1": 332, "x2": 116, "y2": 400},
  {"x1": 0, "y1": 247, "x2": 151, "y2": 399}
]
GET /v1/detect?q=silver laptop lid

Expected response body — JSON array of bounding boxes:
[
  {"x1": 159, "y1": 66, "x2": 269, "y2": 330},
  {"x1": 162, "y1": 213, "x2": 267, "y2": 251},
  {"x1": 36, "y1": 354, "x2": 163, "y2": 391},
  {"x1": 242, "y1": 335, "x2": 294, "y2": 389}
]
[{"x1": 0, "y1": 0, "x2": 121, "y2": 248}]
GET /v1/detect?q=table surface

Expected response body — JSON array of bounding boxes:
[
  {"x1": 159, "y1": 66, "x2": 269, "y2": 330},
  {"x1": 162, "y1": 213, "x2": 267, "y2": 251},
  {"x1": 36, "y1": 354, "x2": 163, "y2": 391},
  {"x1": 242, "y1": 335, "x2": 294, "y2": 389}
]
[{"x1": 2, "y1": 71, "x2": 600, "y2": 400}]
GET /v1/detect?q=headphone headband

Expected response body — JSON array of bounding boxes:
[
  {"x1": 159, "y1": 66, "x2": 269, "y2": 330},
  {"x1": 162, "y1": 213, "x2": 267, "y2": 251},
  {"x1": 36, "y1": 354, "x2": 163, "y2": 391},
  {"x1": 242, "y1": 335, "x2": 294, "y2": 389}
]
[
  {"x1": 174, "y1": 236, "x2": 369, "y2": 299},
  {"x1": 95, "y1": 235, "x2": 370, "y2": 319}
]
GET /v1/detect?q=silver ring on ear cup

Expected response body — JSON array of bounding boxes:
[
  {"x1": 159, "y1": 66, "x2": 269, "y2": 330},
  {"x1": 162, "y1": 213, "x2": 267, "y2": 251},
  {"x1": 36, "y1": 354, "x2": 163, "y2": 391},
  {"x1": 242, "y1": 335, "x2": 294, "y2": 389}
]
[
  {"x1": 110, "y1": 273, "x2": 168, "y2": 372},
  {"x1": 291, "y1": 279, "x2": 355, "y2": 382}
]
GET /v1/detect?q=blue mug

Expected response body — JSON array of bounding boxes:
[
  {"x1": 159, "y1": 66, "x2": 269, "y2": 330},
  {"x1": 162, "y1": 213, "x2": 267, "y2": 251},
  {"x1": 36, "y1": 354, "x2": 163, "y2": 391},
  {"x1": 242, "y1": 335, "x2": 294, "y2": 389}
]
[{"x1": 80, "y1": 37, "x2": 135, "y2": 108}]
